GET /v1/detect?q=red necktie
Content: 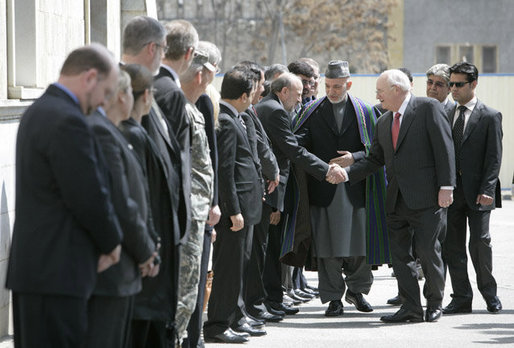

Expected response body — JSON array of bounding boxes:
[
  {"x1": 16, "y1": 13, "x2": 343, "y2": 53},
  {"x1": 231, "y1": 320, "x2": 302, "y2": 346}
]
[{"x1": 392, "y1": 112, "x2": 401, "y2": 150}]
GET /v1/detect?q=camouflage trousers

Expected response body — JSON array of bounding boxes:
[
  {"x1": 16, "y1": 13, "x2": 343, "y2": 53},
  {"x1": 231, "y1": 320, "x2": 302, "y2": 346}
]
[{"x1": 175, "y1": 219, "x2": 205, "y2": 344}]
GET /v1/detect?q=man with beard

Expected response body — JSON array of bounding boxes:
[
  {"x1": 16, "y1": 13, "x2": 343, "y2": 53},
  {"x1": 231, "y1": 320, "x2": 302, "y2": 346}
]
[{"x1": 293, "y1": 60, "x2": 388, "y2": 316}]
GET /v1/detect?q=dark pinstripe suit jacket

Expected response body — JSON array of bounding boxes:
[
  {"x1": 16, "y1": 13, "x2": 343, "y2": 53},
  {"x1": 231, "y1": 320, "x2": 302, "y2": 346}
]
[{"x1": 348, "y1": 95, "x2": 456, "y2": 213}]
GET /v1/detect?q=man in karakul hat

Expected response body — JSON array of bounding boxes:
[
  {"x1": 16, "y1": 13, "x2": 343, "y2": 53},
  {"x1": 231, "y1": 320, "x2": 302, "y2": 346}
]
[{"x1": 289, "y1": 60, "x2": 389, "y2": 316}]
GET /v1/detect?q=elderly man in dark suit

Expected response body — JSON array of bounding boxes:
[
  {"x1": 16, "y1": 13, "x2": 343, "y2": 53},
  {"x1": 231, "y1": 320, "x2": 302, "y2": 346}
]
[
  {"x1": 6, "y1": 44, "x2": 122, "y2": 348},
  {"x1": 121, "y1": 16, "x2": 185, "y2": 347},
  {"x1": 203, "y1": 68, "x2": 263, "y2": 344},
  {"x1": 426, "y1": 63, "x2": 456, "y2": 115},
  {"x1": 345, "y1": 69, "x2": 455, "y2": 323},
  {"x1": 442, "y1": 62, "x2": 503, "y2": 315}
]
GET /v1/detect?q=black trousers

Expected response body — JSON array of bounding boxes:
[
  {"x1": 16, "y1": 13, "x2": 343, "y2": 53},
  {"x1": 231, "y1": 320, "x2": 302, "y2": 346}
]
[
  {"x1": 183, "y1": 229, "x2": 212, "y2": 348},
  {"x1": 13, "y1": 292, "x2": 88, "y2": 348},
  {"x1": 131, "y1": 320, "x2": 173, "y2": 348},
  {"x1": 83, "y1": 295, "x2": 134, "y2": 348},
  {"x1": 443, "y1": 178, "x2": 497, "y2": 304},
  {"x1": 387, "y1": 193, "x2": 446, "y2": 313},
  {"x1": 263, "y1": 216, "x2": 284, "y2": 304},
  {"x1": 245, "y1": 203, "x2": 273, "y2": 314},
  {"x1": 203, "y1": 222, "x2": 252, "y2": 337}
]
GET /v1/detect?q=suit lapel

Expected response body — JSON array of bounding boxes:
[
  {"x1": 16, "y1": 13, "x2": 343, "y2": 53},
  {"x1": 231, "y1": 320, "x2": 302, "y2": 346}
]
[
  {"x1": 462, "y1": 100, "x2": 482, "y2": 145},
  {"x1": 319, "y1": 100, "x2": 339, "y2": 136},
  {"x1": 150, "y1": 102, "x2": 181, "y2": 158},
  {"x1": 382, "y1": 111, "x2": 394, "y2": 151}
]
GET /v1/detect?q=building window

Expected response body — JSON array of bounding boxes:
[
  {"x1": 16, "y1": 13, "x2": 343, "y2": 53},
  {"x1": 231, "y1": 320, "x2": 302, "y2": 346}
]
[
  {"x1": 436, "y1": 46, "x2": 451, "y2": 65},
  {"x1": 482, "y1": 46, "x2": 497, "y2": 73},
  {"x1": 459, "y1": 45, "x2": 474, "y2": 64}
]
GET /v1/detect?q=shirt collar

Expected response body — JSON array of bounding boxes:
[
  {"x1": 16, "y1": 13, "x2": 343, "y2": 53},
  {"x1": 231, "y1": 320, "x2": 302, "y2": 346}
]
[
  {"x1": 220, "y1": 100, "x2": 240, "y2": 117},
  {"x1": 458, "y1": 96, "x2": 477, "y2": 112},
  {"x1": 161, "y1": 64, "x2": 181, "y2": 88},
  {"x1": 54, "y1": 83, "x2": 79, "y2": 105},
  {"x1": 397, "y1": 93, "x2": 412, "y2": 116}
]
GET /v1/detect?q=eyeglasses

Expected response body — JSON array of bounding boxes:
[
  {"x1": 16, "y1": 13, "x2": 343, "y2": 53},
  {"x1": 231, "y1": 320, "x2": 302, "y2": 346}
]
[
  {"x1": 449, "y1": 81, "x2": 471, "y2": 88},
  {"x1": 301, "y1": 79, "x2": 315, "y2": 87},
  {"x1": 155, "y1": 43, "x2": 169, "y2": 52},
  {"x1": 144, "y1": 42, "x2": 169, "y2": 52},
  {"x1": 427, "y1": 79, "x2": 448, "y2": 88}
]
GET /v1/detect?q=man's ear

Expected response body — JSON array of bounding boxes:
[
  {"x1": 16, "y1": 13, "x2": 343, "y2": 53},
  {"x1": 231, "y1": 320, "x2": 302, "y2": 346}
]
[
  {"x1": 195, "y1": 70, "x2": 203, "y2": 85},
  {"x1": 346, "y1": 81, "x2": 353, "y2": 91},
  {"x1": 184, "y1": 46, "x2": 194, "y2": 62},
  {"x1": 83, "y1": 68, "x2": 98, "y2": 90},
  {"x1": 471, "y1": 80, "x2": 478, "y2": 90}
]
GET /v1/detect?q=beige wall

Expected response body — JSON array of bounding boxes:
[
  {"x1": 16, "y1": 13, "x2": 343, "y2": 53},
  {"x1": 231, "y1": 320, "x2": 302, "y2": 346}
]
[{"x1": 0, "y1": 0, "x2": 157, "y2": 340}]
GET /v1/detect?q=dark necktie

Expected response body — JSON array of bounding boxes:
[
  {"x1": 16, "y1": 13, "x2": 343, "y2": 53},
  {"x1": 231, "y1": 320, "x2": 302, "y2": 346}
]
[
  {"x1": 391, "y1": 112, "x2": 401, "y2": 150},
  {"x1": 453, "y1": 105, "x2": 466, "y2": 173},
  {"x1": 237, "y1": 114, "x2": 246, "y2": 129}
]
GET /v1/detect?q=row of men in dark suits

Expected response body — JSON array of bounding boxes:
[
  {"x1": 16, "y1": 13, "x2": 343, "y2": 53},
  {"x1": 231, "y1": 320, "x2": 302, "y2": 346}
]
[
  {"x1": 6, "y1": 14, "x2": 503, "y2": 346},
  {"x1": 6, "y1": 16, "x2": 218, "y2": 348}
]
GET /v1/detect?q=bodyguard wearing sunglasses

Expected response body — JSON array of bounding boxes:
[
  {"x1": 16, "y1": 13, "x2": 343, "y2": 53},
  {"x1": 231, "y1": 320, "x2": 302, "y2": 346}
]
[{"x1": 443, "y1": 62, "x2": 503, "y2": 315}]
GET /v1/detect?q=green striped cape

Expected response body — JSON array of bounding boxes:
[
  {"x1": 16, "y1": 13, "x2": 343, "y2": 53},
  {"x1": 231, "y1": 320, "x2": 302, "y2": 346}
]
[{"x1": 282, "y1": 95, "x2": 390, "y2": 265}]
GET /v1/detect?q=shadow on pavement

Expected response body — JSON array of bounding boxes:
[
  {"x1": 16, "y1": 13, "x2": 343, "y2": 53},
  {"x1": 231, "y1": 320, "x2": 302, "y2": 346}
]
[{"x1": 456, "y1": 322, "x2": 514, "y2": 345}]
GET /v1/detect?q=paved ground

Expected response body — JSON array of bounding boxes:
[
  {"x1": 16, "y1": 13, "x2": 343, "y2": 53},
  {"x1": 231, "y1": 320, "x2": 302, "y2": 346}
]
[
  {"x1": 1, "y1": 201, "x2": 512, "y2": 347},
  {"x1": 206, "y1": 200, "x2": 514, "y2": 348}
]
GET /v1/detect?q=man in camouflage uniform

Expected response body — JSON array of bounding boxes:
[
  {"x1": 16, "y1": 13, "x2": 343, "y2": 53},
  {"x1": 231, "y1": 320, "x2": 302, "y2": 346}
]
[{"x1": 174, "y1": 51, "x2": 217, "y2": 345}]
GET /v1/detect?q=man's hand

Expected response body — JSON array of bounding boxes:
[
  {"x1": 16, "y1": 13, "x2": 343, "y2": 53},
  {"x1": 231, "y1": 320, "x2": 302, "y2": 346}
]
[
  {"x1": 329, "y1": 150, "x2": 355, "y2": 168},
  {"x1": 267, "y1": 175, "x2": 280, "y2": 194},
  {"x1": 211, "y1": 230, "x2": 217, "y2": 243},
  {"x1": 139, "y1": 251, "x2": 159, "y2": 278},
  {"x1": 438, "y1": 188, "x2": 454, "y2": 208},
  {"x1": 97, "y1": 244, "x2": 121, "y2": 273},
  {"x1": 476, "y1": 194, "x2": 493, "y2": 206},
  {"x1": 207, "y1": 205, "x2": 221, "y2": 227},
  {"x1": 230, "y1": 213, "x2": 244, "y2": 232},
  {"x1": 326, "y1": 164, "x2": 347, "y2": 184},
  {"x1": 270, "y1": 211, "x2": 281, "y2": 225}
]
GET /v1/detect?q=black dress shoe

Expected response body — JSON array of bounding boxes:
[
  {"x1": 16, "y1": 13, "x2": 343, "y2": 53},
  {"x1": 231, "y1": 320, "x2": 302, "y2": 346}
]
[
  {"x1": 265, "y1": 305, "x2": 286, "y2": 316},
  {"x1": 425, "y1": 307, "x2": 442, "y2": 322},
  {"x1": 387, "y1": 294, "x2": 402, "y2": 306},
  {"x1": 442, "y1": 300, "x2": 472, "y2": 314},
  {"x1": 253, "y1": 310, "x2": 283, "y2": 322},
  {"x1": 325, "y1": 300, "x2": 344, "y2": 317},
  {"x1": 345, "y1": 291, "x2": 373, "y2": 312},
  {"x1": 267, "y1": 301, "x2": 299, "y2": 315},
  {"x1": 204, "y1": 328, "x2": 249, "y2": 343},
  {"x1": 232, "y1": 322, "x2": 267, "y2": 337},
  {"x1": 286, "y1": 290, "x2": 310, "y2": 303},
  {"x1": 244, "y1": 315, "x2": 265, "y2": 328},
  {"x1": 302, "y1": 287, "x2": 320, "y2": 297},
  {"x1": 486, "y1": 297, "x2": 502, "y2": 313},
  {"x1": 229, "y1": 327, "x2": 250, "y2": 338},
  {"x1": 305, "y1": 284, "x2": 319, "y2": 292},
  {"x1": 294, "y1": 289, "x2": 315, "y2": 300},
  {"x1": 380, "y1": 307, "x2": 423, "y2": 323},
  {"x1": 283, "y1": 293, "x2": 302, "y2": 306}
]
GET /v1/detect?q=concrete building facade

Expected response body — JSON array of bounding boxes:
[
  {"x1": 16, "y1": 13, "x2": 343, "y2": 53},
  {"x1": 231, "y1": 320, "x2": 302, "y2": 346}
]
[
  {"x1": 399, "y1": 0, "x2": 513, "y2": 73},
  {"x1": 0, "y1": 0, "x2": 156, "y2": 339}
]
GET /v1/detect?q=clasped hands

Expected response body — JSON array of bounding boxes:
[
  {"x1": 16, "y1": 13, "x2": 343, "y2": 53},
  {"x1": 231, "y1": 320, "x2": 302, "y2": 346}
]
[{"x1": 326, "y1": 150, "x2": 353, "y2": 184}]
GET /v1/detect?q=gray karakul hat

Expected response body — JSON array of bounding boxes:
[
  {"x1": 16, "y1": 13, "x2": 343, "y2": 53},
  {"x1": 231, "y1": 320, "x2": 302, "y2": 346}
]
[{"x1": 325, "y1": 60, "x2": 350, "y2": 78}]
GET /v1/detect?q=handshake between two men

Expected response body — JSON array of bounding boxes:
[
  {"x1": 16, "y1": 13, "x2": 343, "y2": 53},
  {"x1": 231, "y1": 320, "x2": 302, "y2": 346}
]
[{"x1": 325, "y1": 150, "x2": 353, "y2": 185}]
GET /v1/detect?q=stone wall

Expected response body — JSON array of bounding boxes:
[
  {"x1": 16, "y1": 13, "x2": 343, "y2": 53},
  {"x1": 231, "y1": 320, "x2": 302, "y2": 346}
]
[{"x1": 0, "y1": 0, "x2": 156, "y2": 340}]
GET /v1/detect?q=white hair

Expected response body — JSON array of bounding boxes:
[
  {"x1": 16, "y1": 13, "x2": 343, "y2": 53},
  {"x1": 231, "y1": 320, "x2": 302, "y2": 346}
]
[{"x1": 382, "y1": 69, "x2": 411, "y2": 92}]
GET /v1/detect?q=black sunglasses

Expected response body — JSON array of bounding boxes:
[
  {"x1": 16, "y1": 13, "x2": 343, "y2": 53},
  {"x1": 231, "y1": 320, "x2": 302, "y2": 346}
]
[{"x1": 449, "y1": 81, "x2": 471, "y2": 88}]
